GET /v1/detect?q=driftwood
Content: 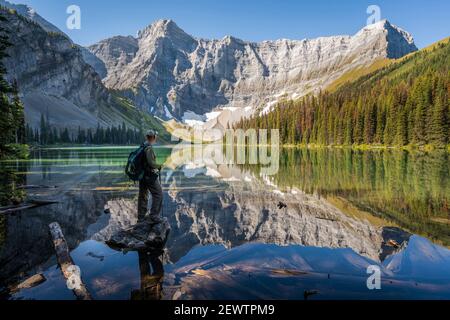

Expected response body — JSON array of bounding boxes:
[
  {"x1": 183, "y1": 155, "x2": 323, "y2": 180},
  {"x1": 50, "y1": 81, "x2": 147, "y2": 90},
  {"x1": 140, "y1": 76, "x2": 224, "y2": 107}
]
[
  {"x1": 271, "y1": 269, "x2": 309, "y2": 276},
  {"x1": 0, "y1": 200, "x2": 59, "y2": 214},
  {"x1": 8, "y1": 274, "x2": 46, "y2": 294},
  {"x1": 18, "y1": 185, "x2": 57, "y2": 190},
  {"x1": 49, "y1": 222, "x2": 92, "y2": 300}
]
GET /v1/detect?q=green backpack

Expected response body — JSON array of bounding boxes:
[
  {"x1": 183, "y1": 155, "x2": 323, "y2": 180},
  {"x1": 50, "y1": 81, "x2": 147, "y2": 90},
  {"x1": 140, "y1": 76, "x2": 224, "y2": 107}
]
[{"x1": 125, "y1": 144, "x2": 147, "y2": 181}]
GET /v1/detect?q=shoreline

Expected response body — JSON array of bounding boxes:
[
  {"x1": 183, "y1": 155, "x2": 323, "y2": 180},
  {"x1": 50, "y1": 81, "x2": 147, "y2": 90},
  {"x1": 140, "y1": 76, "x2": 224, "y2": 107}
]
[
  {"x1": 16, "y1": 142, "x2": 450, "y2": 153},
  {"x1": 281, "y1": 143, "x2": 450, "y2": 152}
]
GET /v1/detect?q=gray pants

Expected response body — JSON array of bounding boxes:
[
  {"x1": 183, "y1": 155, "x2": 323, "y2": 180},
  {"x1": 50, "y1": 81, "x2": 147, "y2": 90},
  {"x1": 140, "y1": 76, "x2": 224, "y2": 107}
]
[{"x1": 138, "y1": 176, "x2": 163, "y2": 220}]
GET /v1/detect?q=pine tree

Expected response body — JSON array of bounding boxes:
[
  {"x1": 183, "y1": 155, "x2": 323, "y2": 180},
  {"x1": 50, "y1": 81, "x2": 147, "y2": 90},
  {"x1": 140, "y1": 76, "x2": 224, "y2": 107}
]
[
  {"x1": 364, "y1": 102, "x2": 376, "y2": 144},
  {"x1": 383, "y1": 93, "x2": 396, "y2": 145},
  {"x1": 0, "y1": 12, "x2": 13, "y2": 153},
  {"x1": 353, "y1": 100, "x2": 365, "y2": 145},
  {"x1": 395, "y1": 106, "x2": 408, "y2": 146},
  {"x1": 428, "y1": 81, "x2": 448, "y2": 147},
  {"x1": 11, "y1": 81, "x2": 25, "y2": 144},
  {"x1": 412, "y1": 78, "x2": 431, "y2": 145},
  {"x1": 40, "y1": 113, "x2": 47, "y2": 145}
]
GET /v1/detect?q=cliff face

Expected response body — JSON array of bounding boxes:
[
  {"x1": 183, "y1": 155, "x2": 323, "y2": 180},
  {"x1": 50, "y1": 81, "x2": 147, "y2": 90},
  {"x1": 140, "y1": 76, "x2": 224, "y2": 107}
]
[
  {"x1": 3, "y1": 12, "x2": 107, "y2": 109},
  {"x1": 0, "y1": 7, "x2": 157, "y2": 131},
  {"x1": 88, "y1": 19, "x2": 417, "y2": 124},
  {"x1": 88, "y1": 36, "x2": 138, "y2": 82}
]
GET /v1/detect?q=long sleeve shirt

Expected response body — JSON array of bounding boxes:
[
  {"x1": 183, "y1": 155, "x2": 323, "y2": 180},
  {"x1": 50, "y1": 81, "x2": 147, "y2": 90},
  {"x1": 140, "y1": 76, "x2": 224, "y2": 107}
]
[{"x1": 144, "y1": 144, "x2": 161, "y2": 171}]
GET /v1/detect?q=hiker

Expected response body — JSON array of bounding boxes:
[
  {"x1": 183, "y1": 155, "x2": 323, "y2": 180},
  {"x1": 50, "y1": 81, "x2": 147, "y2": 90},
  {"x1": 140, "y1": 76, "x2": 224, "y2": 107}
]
[{"x1": 138, "y1": 130, "x2": 163, "y2": 224}]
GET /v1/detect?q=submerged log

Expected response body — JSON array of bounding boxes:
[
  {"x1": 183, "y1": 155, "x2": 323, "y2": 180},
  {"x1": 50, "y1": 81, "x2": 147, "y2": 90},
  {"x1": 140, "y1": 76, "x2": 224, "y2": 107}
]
[
  {"x1": 49, "y1": 222, "x2": 92, "y2": 300},
  {"x1": 8, "y1": 274, "x2": 46, "y2": 293},
  {"x1": 18, "y1": 185, "x2": 57, "y2": 190},
  {"x1": 0, "y1": 200, "x2": 59, "y2": 214}
]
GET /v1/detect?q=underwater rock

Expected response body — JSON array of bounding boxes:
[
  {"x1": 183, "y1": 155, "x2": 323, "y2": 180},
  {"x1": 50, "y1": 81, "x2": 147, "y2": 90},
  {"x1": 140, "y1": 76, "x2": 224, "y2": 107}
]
[{"x1": 106, "y1": 218, "x2": 171, "y2": 251}]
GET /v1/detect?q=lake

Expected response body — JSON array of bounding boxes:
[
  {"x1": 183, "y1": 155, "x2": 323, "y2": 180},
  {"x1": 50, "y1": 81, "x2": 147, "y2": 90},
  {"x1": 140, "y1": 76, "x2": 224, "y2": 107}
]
[{"x1": 0, "y1": 146, "x2": 449, "y2": 300}]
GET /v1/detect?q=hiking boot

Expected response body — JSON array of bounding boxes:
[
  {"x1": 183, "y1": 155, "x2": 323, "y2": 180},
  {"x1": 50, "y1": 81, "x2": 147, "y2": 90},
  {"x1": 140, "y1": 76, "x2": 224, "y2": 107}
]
[{"x1": 146, "y1": 215, "x2": 163, "y2": 225}]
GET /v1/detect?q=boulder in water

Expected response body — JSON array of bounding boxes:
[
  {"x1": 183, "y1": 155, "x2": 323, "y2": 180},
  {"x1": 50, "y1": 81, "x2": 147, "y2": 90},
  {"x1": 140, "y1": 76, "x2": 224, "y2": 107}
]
[{"x1": 106, "y1": 218, "x2": 170, "y2": 251}]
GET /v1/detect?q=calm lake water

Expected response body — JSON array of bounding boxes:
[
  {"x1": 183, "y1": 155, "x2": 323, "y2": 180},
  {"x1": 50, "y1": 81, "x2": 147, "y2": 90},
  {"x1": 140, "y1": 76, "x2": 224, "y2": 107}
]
[{"x1": 0, "y1": 146, "x2": 449, "y2": 300}]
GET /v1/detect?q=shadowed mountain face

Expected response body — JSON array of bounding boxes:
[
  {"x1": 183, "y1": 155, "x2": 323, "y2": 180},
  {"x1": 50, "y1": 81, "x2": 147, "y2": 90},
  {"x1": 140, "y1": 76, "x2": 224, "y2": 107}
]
[
  {"x1": 0, "y1": 5, "x2": 160, "y2": 132},
  {"x1": 88, "y1": 19, "x2": 417, "y2": 124}
]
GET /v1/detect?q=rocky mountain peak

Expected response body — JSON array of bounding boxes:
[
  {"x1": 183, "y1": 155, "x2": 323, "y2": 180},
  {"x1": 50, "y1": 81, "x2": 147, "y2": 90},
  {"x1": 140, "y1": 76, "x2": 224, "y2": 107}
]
[
  {"x1": 357, "y1": 19, "x2": 416, "y2": 58},
  {"x1": 220, "y1": 35, "x2": 247, "y2": 47},
  {"x1": 138, "y1": 19, "x2": 190, "y2": 40},
  {"x1": 361, "y1": 19, "x2": 414, "y2": 43}
]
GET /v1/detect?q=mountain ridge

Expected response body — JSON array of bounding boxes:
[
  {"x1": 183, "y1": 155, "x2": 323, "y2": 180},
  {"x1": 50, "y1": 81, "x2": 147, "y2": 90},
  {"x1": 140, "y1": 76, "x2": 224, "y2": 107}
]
[{"x1": 87, "y1": 18, "x2": 417, "y2": 130}]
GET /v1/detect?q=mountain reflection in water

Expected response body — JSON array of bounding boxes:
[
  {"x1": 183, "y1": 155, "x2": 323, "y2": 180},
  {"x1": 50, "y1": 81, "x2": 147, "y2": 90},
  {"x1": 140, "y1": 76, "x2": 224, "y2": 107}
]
[{"x1": 0, "y1": 146, "x2": 449, "y2": 300}]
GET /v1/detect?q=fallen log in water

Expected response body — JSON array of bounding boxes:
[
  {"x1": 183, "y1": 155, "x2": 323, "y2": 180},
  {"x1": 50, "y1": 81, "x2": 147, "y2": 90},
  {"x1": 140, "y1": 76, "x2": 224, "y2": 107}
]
[
  {"x1": 49, "y1": 222, "x2": 92, "y2": 300},
  {"x1": 18, "y1": 185, "x2": 57, "y2": 190},
  {"x1": 0, "y1": 200, "x2": 59, "y2": 214},
  {"x1": 8, "y1": 274, "x2": 46, "y2": 294}
]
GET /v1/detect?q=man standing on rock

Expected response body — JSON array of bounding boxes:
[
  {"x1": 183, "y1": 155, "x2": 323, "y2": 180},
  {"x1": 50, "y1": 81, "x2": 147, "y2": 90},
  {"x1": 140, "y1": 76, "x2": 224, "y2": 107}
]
[{"x1": 138, "y1": 130, "x2": 163, "y2": 224}]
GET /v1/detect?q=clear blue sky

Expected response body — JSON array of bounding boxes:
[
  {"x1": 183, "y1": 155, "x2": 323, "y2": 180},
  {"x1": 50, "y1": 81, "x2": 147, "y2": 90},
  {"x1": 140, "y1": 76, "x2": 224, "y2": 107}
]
[{"x1": 10, "y1": 0, "x2": 450, "y2": 48}]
